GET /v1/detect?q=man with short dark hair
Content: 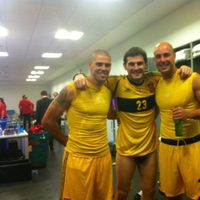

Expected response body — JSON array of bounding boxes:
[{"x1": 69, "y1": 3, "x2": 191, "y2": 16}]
[
  {"x1": 36, "y1": 91, "x2": 51, "y2": 124},
  {"x1": 36, "y1": 90, "x2": 53, "y2": 149}
]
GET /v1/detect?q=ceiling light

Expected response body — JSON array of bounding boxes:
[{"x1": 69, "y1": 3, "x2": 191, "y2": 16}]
[
  {"x1": 55, "y1": 29, "x2": 84, "y2": 40},
  {"x1": 31, "y1": 71, "x2": 37, "y2": 75},
  {"x1": 34, "y1": 66, "x2": 50, "y2": 70},
  {"x1": 0, "y1": 52, "x2": 8, "y2": 57},
  {"x1": 37, "y1": 71, "x2": 44, "y2": 75},
  {"x1": 31, "y1": 70, "x2": 44, "y2": 75},
  {"x1": 28, "y1": 75, "x2": 40, "y2": 79},
  {"x1": 26, "y1": 79, "x2": 36, "y2": 82},
  {"x1": 41, "y1": 53, "x2": 62, "y2": 58},
  {"x1": 0, "y1": 26, "x2": 8, "y2": 37},
  {"x1": 69, "y1": 31, "x2": 84, "y2": 40},
  {"x1": 55, "y1": 29, "x2": 68, "y2": 39}
]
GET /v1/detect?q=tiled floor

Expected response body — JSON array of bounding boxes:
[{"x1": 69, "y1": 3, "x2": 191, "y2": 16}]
[
  {"x1": 0, "y1": 141, "x2": 190, "y2": 200},
  {"x1": 0, "y1": 141, "x2": 63, "y2": 200}
]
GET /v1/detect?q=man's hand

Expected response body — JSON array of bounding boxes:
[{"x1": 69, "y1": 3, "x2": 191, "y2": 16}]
[
  {"x1": 74, "y1": 74, "x2": 88, "y2": 90},
  {"x1": 172, "y1": 107, "x2": 189, "y2": 121},
  {"x1": 178, "y1": 65, "x2": 192, "y2": 79}
]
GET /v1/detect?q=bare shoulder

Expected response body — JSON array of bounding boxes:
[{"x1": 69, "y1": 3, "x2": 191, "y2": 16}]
[
  {"x1": 192, "y1": 73, "x2": 200, "y2": 90},
  {"x1": 144, "y1": 71, "x2": 161, "y2": 84},
  {"x1": 192, "y1": 73, "x2": 200, "y2": 101}
]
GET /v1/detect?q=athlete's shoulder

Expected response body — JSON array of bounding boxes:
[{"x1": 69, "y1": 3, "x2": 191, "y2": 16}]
[
  {"x1": 106, "y1": 75, "x2": 125, "y2": 91},
  {"x1": 64, "y1": 81, "x2": 78, "y2": 96},
  {"x1": 145, "y1": 71, "x2": 161, "y2": 83}
]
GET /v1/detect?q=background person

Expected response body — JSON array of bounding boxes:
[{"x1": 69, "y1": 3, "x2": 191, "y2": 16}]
[
  {"x1": 42, "y1": 49, "x2": 113, "y2": 200},
  {"x1": 154, "y1": 42, "x2": 200, "y2": 200},
  {"x1": 0, "y1": 98, "x2": 7, "y2": 119},
  {"x1": 18, "y1": 95, "x2": 34, "y2": 131},
  {"x1": 36, "y1": 90, "x2": 53, "y2": 149}
]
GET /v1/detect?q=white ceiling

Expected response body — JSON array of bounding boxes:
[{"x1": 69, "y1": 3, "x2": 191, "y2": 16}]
[{"x1": 0, "y1": 0, "x2": 191, "y2": 84}]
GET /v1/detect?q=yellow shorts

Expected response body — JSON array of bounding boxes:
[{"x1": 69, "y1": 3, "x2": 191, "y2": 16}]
[
  {"x1": 60, "y1": 151, "x2": 113, "y2": 200},
  {"x1": 159, "y1": 141, "x2": 200, "y2": 199}
]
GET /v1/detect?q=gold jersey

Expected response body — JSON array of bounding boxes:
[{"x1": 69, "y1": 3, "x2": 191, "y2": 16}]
[
  {"x1": 65, "y1": 81, "x2": 111, "y2": 155},
  {"x1": 107, "y1": 73, "x2": 160, "y2": 156},
  {"x1": 156, "y1": 71, "x2": 200, "y2": 139}
]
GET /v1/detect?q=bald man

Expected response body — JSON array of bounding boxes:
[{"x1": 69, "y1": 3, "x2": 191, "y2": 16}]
[{"x1": 154, "y1": 42, "x2": 200, "y2": 200}]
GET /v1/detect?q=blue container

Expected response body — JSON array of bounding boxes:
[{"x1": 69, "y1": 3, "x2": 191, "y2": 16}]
[
  {"x1": 0, "y1": 119, "x2": 10, "y2": 152},
  {"x1": 0, "y1": 118, "x2": 10, "y2": 130}
]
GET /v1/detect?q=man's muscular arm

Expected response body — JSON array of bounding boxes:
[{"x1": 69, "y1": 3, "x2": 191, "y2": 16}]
[
  {"x1": 172, "y1": 74, "x2": 200, "y2": 121},
  {"x1": 42, "y1": 86, "x2": 74, "y2": 146}
]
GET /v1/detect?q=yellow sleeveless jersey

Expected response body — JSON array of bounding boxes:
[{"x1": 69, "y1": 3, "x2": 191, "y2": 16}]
[
  {"x1": 107, "y1": 74, "x2": 160, "y2": 156},
  {"x1": 65, "y1": 81, "x2": 111, "y2": 155},
  {"x1": 156, "y1": 71, "x2": 200, "y2": 139}
]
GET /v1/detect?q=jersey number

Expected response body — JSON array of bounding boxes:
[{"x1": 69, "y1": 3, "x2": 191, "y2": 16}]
[{"x1": 136, "y1": 100, "x2": 147, "y2": 111}]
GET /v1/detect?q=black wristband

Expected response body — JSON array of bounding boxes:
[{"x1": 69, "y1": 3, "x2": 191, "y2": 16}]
[{"x1": 72, "y1": 72, "x2": 86, "y2": 80}]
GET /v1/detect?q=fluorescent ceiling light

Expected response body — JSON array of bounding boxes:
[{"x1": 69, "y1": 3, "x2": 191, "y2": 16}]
[
  {"x1": 42, "y1": 53, "x2": 62, "y2": 58},
  {"x1": 26, "y1": 79, "x2": 36, "y2": 82},
  {"x1": 31, "y1": 71, "x2": 37, "y2": 75},
  {"x1": 28, "y1": 75, "x2": 40, "y2": 79},
  {"x1": 69, "y1": 31, "x2": 84, "y2": 40},
  {"x1": 31, "y1": 70, "x2": 44, "y2": 75},
  {"x1": 55, "y1": 29, "x2": 84, "y2": 40},
  {"x1": 34, "y1": 66, "x2": 50, "y2": 70},
  {"x1": 0, "y1": 52, "x2": 8, "y2": 57},
  {"x1": 0, "y1": 26, "x2": 8, "y2": 37}
]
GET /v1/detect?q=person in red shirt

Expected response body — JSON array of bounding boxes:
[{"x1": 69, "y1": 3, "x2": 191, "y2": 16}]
[
  {"x1": 0, "y1": 98, "x2": 7, "y2": 119},
  {"x1": 18, "y1": 95, "x2": 34, "y2": 131}
]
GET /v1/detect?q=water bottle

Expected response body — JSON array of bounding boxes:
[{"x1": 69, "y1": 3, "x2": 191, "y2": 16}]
[
  {"x1": 19, "y1": 122, "x2": 24, "y2": 133},
  {"x1": 174, "y1": 119, "x2": 184, "y2": 136},
  {"x1": 15, "y1": 120, "x2": 20, "y2": 134}
]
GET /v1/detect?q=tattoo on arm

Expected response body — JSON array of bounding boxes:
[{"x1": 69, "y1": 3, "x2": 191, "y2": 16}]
[{"x1": 55, "y1": 86, "x2": 73, "y2": 109}]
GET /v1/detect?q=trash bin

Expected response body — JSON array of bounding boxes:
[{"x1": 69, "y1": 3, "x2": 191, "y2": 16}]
[{"x1": 29, "y1": 131, "x2": 49, "y2": 169}]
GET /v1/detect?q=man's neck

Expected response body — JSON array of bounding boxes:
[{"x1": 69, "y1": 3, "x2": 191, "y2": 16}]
[
  {"x1": 87, "y1": 76, "x2": 104, "y2": 87},
  {"x1": 162, "y1": 67, "x2": 177, "y2": 80},
  {"x1": 127, "y1": 77, "x2": 144, "y2": 86}
]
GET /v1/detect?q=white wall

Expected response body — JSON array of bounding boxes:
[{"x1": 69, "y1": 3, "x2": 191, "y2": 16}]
[
  {"x1": 50, "y1": 66, "x2": 88, "y2": 94},
  {"x1": 110, "y1": 0, "x2": 200, "y2": 74},
  {"x1": 50, "y1": 0, "x2": 200, "y2": 88},
  {"x1": 0, "y1": 83, "x2": 49, "y2": 115}
]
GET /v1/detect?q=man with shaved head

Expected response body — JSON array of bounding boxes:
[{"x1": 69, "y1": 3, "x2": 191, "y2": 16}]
[
  {"x1": 154, "y1": 42, "x2": 200, "y2": 200},
  {"x1": 42, "y1": 49, "x2": 113, "y2": 200}
]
